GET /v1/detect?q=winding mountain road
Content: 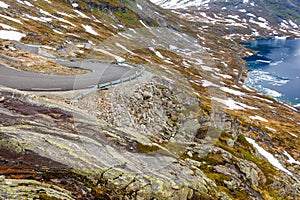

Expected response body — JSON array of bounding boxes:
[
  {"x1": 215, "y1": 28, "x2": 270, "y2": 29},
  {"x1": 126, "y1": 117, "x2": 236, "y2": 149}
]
[
  {"x1": 0, "y1": 60, "x2": 138, "y2": 91},
  {"x1": 0, "y1": 42, "x2": 140, "y2": 91}
]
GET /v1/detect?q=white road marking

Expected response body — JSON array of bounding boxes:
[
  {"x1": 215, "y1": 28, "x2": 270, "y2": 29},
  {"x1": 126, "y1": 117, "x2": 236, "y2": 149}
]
[{"x1": 31, "y1": 88, "x2": 62, "y2": 91}]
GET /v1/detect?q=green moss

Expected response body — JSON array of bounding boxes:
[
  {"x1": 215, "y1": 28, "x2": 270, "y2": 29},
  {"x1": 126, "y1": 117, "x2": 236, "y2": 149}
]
[
  {"x1": 38, "y1": 193, "x2": 60, "y2": 200},
  {"x1": 205, "y1": 172, "x2": 231, "y2": 185},
  {"x1": 113, "y1": 10, "x2": 141, "y2": 27},
  {"x1": 237, "y1": 134, "x2": 248, "y2": 146},
  {"x1": 217, "y1": 186, "x2": 249, "y2": 200},
  {"x1": 33, "y1": 1, "x2": 56, "y2": 14},
  {"x1": 217, "y1": 138, "x2": 277, "y2": 182},
  {"x1": 190, "y1": 129, "x2": 285, "y2": 199},
  {"x1": 261, "y1": 0, "x2": 300, "y2": 22},
  {"x1": 200, "y1": 153, "x2": 226, "y2": 166},
  {"x1": 199, "y1": 170, "x2": 250, "y2": 200},
  {"x1": 136, "y1": 143, "x2": 160, "y2": 153},
  {"x1": 0, "y1": 138, "x2": 32, "y2": 153},
  {"x1": 218, "y1": 131, "x2": 233, "y2": 144}
]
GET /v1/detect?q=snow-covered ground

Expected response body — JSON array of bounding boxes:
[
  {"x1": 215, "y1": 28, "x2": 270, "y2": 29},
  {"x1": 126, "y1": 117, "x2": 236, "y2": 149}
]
[
  {"x1": 0, "y1": 23, "x2": 17, "y2": 30},
  {"x1": 150, "y1": 0, "x2": 210, "y2": 9},
  {"x1": 0, "y1": 13, "x2": 23, "y2": 24},
  {"x1": 249, "y1": 115, "x2": 268, "y2": 122},
  {"x1": 212, "y1": 97, "x2": 258, "y2": 110},
  {"x1": 0, "y1": 1, "x2": 9, "y2": 8},
  {"x1": 82, "y1": 25, "x2": 99, "y2": 35},
  {"x1": 74, "y1": 10, "x2": 89, "y2": 18},
  {"x1": 0, "y1": 30, "x2": 25, "y2": 41},
  {"x1": 284, "y1": 151, "x2": 300, "y2": 165},
  {"x1": 152, "y1": 0, "x2": 300, "y2": 39},
  {"x1": 246, "y1": 137, "x2": 293, "y2": 176}
]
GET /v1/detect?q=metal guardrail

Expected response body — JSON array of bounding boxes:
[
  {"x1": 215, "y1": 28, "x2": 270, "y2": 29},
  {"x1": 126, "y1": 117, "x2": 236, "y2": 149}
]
[
  {"x1": 70, "y1": 61, "x2": 145, "y2": 103},
  {"x1": 32, "y1": 46, "x2": 145, "y2": 102},
  {"x1": 71, "y1": 85, "x2": 98, "y2": 102},
  {"x1": 0, "y1": 54, "x2": 18, "y2": 63}
]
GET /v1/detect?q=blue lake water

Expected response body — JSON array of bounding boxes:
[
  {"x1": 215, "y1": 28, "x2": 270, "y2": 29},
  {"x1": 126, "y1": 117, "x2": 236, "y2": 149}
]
[{"x1": 242, "y1": 38, "x2": 300, "y2": 107}]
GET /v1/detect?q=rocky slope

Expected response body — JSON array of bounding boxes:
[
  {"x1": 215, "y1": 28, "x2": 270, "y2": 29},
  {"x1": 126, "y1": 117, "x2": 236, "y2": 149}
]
[
  {"x1": 0, "y1": 0, "x2": 299, "y2": 199},
  {"x1": 151, "y1": 0, "x2": 300, "y2": 40},
  {"x1": 152, "y1": 0, "x2": 300, "y2": 27}
]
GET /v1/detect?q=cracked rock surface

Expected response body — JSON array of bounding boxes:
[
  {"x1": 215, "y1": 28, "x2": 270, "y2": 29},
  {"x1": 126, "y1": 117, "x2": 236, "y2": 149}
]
[{"x1": 0, "y1": 87, "x2": 227, "y2": 199}]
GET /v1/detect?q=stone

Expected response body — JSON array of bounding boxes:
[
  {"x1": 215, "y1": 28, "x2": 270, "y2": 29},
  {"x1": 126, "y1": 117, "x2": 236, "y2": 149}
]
[
  {"x1": 237, "y1": 159, "x2": 266, "y2": 186},
  {"x1": 0, "y1": 175, "x2": 5, "y2": 182},
  {"x1": 224, "y1": 180, "x2": 239, "y2": 189},
  {"x1": 134, "y1": 92, "x2": 143, "y2": 100},
  {"x1": 227, "y1": 139, "x2": 234, "y2": 147},
  {"x1": 142, "y1": 91, "x2": 152, "y2": 99}
]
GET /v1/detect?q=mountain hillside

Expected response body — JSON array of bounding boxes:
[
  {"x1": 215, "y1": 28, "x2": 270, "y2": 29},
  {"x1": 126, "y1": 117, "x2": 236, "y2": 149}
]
[
  {"x1": 0, "y1": 0, "x2": 299, "y2": 199},
  {"x1": 151, "y1": 0, "x2": 300, "y2": 38}
]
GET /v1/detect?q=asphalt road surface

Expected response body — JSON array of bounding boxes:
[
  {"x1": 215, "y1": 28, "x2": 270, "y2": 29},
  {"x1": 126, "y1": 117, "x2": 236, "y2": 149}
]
[{"x1": 0, "y1": 60, "x2": 138, "y2": 91}]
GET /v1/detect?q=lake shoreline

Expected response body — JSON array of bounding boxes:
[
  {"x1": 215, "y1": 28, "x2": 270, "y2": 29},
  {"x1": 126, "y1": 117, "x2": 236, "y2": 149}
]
[{"x1": 242, "y1": 38, "x2": 300, "y2": 107}]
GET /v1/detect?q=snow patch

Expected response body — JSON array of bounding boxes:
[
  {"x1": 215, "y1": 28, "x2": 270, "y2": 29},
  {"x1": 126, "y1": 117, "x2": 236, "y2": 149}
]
[
  {"x1": 82, "y1": 25, "x2": 98, "y2": 35},
  {"x1": 0, "y1": 30, "x2": 25, "y2": 41},
  {"x1": 288, "y1": 19, "x2": 298, "y2": 29},
  {"x1": 39, "y1": 9, "x2": 52, "y2": 16},
  {"x1": 74, "y1": 10, "x2": 89, "y2": 18},
  {"x1": 72, "y1": 3, "x2": 79, "y2": 8},
  {"x1": 201, "y1": 80, "x2": 219, "y2": 87},
  {"x1": 139, "y1": 20, "x2": 149, "y2": 28},
  {"x1": 53, "y1": 29, "x2": 63, "y2": 34},
  {"x1": 0, "y1": 1, "x2": 9, "y2": 8},
  {"x1": 94, "y1": 48, "x2": 125, "y2": 62},
  {"x1": 247, "y1": 13, "x2": 256, "y2": 18},
  {"x1": 56, "y1": 11, "x2": 73, "y2": 18},
  {"x1": 212, "y1": 97, "x2": 258, "y2": 110},
  {"x1": 0, "y1": 23, "x2": 17, "y2": 30},
  {"x1": 249, "y1": 19, "x2": 271, "y2": 30},
  {"x1": 201, "y1": 65, "x2": 214, "y2": 72},
  {"x1": 220, "y1": 87, "x2": 245, "y2": 96},
  {"x1": 149, "y1": 47, "x2": 164, "y2": 59},
  {"x1": 252, "y1": 96, "x2": 273, "y2": 103},
  {"x1": 246, "y1": 137, "x2": 293, "y2": 176},
  {"x1": 116, "y1": 43, "x2": 135, "y2": 55},
  {"x1": 150, "y1": 0, "x2": 210, "y2": 9},
  {"x1": 0, "y1": 14, "x2": 23, "y2": 24},
  {"x1": 265, "y1": 127, "x2": 276, "y2": 132},
  {"x1": 249, "y1": 115, "x2": 268, "y2": 122},
  {"x1": 23, "y1": 14, "x2": 52, "y2": 23},
  {"x1": 284, "y1": 151, "x2": 300, "y2": 165},
  {"x1": 24, "y1": 1, "x2": 34, "y2": 7},
  {"x1": 283, "y1": 103, "x2": 298, "y2": 112},
  {"x1": 55, "y1": 16, "x2": 76, "y2": 27},
  {"x1": 137, "y1": 4, "x2": 143, "y2": 10},
  {"x1": 228, "y1": 15, "x2": 239, "y2": 20},
  {"x1": 162, "y1": 76, "x2": 175, "y2": 83}
]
